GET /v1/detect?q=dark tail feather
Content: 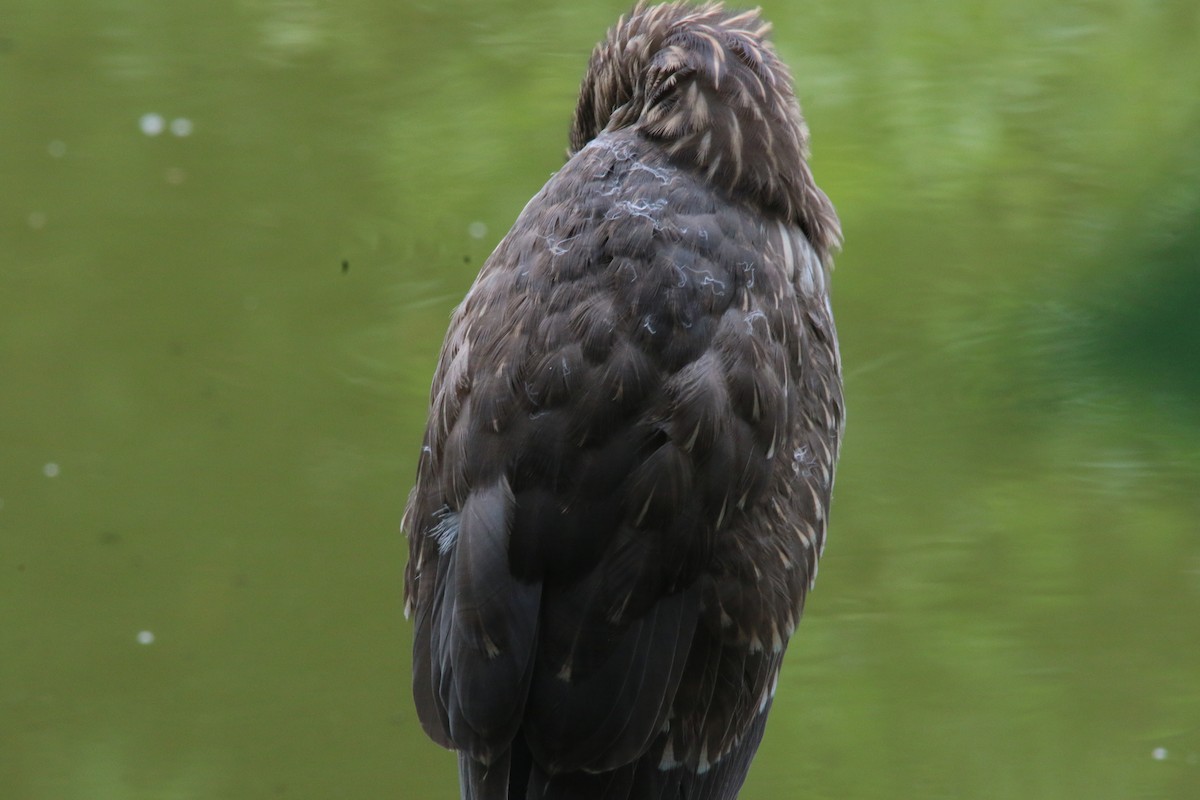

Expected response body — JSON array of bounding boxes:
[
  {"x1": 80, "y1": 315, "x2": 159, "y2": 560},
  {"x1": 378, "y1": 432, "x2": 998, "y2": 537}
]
[
  {"x1": 459, "y1": 749, "x2": 510, "y2": 800},
  {"x1": 460, "y1": 707, "x2": 769, "y2": 800},
  {"x1": 459, "y1": 742, "x2": 653, "y2": 800},
  {"x1": 529, "y1": 762, "x2": 636, "y2": 799},
  {"x1": 674, "y1": 703, "x2": 773, "y2": 800},
  {"x1": 457, "y1": 737, "x2": 536, "y2": 800}
]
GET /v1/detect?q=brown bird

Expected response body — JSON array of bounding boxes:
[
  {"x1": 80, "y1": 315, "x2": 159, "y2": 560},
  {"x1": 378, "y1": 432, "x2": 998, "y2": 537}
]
[{"x1": 403, "y1": 2, "x2": 843, "y2": 798}]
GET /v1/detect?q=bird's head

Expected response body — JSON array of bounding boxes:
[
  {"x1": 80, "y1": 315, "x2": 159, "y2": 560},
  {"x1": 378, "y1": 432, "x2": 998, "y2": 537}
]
[{"x1": 569, "y1": 1, "x2": 840, "y2": 257}]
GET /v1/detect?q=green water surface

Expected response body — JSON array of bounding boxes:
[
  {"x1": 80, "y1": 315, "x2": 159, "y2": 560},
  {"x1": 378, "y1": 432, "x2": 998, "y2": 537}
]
[{"x1": 2, "y1": 1, "x2": 1198, "y2": 798}]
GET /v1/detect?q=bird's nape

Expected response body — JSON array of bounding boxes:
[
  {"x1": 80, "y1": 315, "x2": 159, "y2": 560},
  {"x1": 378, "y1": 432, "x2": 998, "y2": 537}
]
[{"x1": 569, "y1": 1, "x2": 841, "y2": 256}]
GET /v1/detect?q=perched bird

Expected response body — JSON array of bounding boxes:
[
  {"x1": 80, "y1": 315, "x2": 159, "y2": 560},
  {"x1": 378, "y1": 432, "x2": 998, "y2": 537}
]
[{"x1": 403, "y1": 2, "x2": 843, "y2": 798}]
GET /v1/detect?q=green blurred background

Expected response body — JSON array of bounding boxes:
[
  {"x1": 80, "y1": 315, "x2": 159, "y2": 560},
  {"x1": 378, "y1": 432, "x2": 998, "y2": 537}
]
[{"x1": 2, "y1": 0, "x2": 1198, "y2": 797}]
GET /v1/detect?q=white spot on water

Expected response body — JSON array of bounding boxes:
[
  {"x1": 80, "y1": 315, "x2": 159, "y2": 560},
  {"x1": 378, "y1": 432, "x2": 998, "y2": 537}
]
[
  {"x1": 169, "y1": 117, "x2": 193, "y2": 137},
  {"x1": 137, "y1": 630, "x2": 155, "y2": 645},
  {"x1": 140, "y1": 113, "x2": 165, "y2": 136},
  {"x1": 1152, "y1": 747, "x2": 1168, "y2": 761},
  {"x1": 47, "y1": 140, "x2": 67, "y2": 158},
  {"x1": 42, "y1": 462, "x2": 60, "y2": 478},
  {"x1": 468, "y1": 221, "x2": 487, "y2": 239}
]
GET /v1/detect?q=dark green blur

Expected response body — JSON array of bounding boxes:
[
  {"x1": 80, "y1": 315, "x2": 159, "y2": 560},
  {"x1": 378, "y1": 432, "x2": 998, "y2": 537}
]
[{"x1": 1, "y1": 1, "x2": 1197, "y2": 798}]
